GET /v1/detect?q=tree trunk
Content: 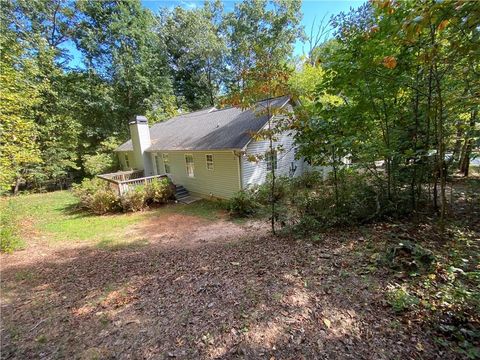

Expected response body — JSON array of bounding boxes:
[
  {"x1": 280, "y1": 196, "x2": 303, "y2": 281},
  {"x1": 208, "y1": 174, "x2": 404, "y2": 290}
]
[
  {"x1": 13, "y1": 178, "x2": 21, "y2": 195},
  {"x1": 332, "y1": 146, "x2": 339, "y2": 210},
  {"x1": 267, "y1": 102, "x2": 276, "y2": 236},
  {"x1": 459, "y1": 109, "x2": 477, "y2": 177},
  {"x1": 434, "y1": 63, "x2": 447, "y2": 233}
]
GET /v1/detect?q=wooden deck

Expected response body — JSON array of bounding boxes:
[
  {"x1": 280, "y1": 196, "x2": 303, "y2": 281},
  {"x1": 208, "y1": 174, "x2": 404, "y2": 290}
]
[{"x1": 98, "y1": 170, "x2": 169, "y2": 195}]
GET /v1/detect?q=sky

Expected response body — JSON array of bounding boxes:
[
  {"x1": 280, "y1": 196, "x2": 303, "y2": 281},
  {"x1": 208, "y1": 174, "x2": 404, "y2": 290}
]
[
  {"x1": 65, "y1": 0, "x2": 365, "y2": 68},
  {"x1": 141, "y1": 0, "x2": 365, "y2": 56}
]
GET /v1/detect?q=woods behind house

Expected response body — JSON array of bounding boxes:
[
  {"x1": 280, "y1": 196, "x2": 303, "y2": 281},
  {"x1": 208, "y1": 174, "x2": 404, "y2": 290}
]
[{"x1": 1, "y1": 0, "x2": 479, "y2": 223}]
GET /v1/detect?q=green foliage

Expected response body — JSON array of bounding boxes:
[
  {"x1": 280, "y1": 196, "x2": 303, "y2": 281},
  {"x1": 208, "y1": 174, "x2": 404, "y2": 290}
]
[
  {"x1": 73, "y1": 177, "x2": 175, "y2": 214},
  {"x1": 72, "y1": 178, "x2": 120, "y2": 215},
  {"x1": 384, "y1": 240, "x2": 436, "y2": 273},
  {"x1": 284, "y1": 170, "x2": 384, "y2": 233},
  {"x1": 82, "y1": 137, "x2": 121, "y2": 176},
  {"x1": 120, "y1": 187, "x2": 147, "y2": 213},
  {"x1": 0, "y1": 28, "x2": 42, "y2": 193},
  {"x1": 227, "y1": 190, "x2": 260, "y2": 218},
  {"x1": 161, "y1": 2, "x2": 226, "y2": 109},
  {"x1": 223, "y1": 0, "x2": 304, "y2": 93},
  {"x1": 292, "y1": 0, "x2": 480, "y2": 226},
  {"x1": 83, "y1": 153, "x2": 116, "y2": 177},
  {"x1": 291, "y1": 171, "x2": 323, "y2": 189},
  {"x1": 144, "y1": 178, "x2": 175, "y2": 204},
  {"x1": 0, "y1": 200, "x2": 24, "y2": 253},
  {"x1": 252, "y1": 175, "x2": 290, "y2": 206},
  {"x1": 386, "y1": 284, "x2": 420, "y2": 313}
]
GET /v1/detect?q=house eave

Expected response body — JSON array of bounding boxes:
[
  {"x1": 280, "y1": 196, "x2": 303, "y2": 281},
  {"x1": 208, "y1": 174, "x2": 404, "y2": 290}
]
[
  {"x1": 145, "y1": 147, "x2": 243, "y2": 153},
  {"x1": 240, "y1": 96, "x2": 291, "y2": 152}
]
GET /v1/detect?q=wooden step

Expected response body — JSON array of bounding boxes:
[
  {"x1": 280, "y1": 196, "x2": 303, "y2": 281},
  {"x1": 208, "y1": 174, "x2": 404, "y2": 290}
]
[{"x1": 175, "y1": 185, "x2": 190, "y2": 200}]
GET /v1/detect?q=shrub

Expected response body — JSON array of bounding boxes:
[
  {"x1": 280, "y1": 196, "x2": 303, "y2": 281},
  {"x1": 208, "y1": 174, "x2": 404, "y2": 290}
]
[
  {"x1": 292, "y1": 171, "x2": 323, "y2": 189},
  {"x1": 72, "y1": 178, "x2": 120, "y2": 214},
  {"x1": 253, "y1": 175, "x2": 291, "y2": 206},
  {"x1": 145, "y1": 178, "x2": 175, "y2": 204},
  {"x1": 386, "y1": 284, "x2": 420, "y2": 312},
  {"x1": 120, "y1": 186, "x2": 147, "y2": 212},
  {"x1": 384, "y1": 240, "x2": 435, "y2": 273},
  {"x1": 73, "y1": 177, "x2": 176, "y2": 214},
  {"x1": 0, "y1": 200, "x2": 24, "y2": 253},
  {"x1": 227, "y1": 190, "x2": 260, "y2": 217},
  {"x1": 284, "y1": 170, "x2": 390, "y2": 234}
]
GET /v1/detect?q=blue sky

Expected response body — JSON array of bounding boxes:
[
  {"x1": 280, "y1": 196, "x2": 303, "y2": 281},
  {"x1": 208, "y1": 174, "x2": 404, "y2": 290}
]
[
  {"x1": 66, "y1": 1, "x2": 364, "y2": 68},
  {"x1": 142, "y1": 0, "x2": 365, "y2": 55}
]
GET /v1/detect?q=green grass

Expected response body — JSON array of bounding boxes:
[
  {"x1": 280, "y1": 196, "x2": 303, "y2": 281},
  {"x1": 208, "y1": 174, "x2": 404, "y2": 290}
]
[
  {"x1": 0, "y1": 191, "x2": 225, "y2": 250},
  {"x1": 167, "y1": 199, "x2": 225, "y2": 219},
  {"x1": 0, "y1": 199, "x2": 25, "y2": 252}
]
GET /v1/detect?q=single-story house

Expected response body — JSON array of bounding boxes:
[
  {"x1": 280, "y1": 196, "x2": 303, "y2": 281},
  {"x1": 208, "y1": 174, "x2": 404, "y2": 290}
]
[{"x1": 114, "y1": 96, "x2": 305, "y2": 199}]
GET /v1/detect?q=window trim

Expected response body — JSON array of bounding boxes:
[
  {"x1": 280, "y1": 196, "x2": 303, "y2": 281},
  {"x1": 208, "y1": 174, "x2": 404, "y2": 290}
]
[
  {"x1": 185, "y1": 153, "x2": 195, "y2": 178},
  {"x1": 206, "y1": 154, "x2": 214, "y2": 170},
  {"x1": 125, "y1": 154, "x2": 130, "y2": 169},
  {"x1": 162, "y1": 153, "x2": 170, "y2": 174},
  {"x1": 266, "y1": 150, "x2": 278, "y2": 171}
]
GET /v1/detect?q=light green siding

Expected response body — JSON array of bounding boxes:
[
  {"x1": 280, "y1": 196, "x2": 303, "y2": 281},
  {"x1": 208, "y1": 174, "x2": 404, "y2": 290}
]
[
  {"x1": 117, "y1": 151, "x2": 137, "y2": 170},
  {"x1": 150, "y1": 150, "x2": 241, "y2": 199}
]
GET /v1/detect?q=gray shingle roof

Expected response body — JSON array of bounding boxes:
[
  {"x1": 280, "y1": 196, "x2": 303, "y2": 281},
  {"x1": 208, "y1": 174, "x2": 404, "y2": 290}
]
[{"x1": 115, "y1": 96, "x2": 290, "y2": 152}]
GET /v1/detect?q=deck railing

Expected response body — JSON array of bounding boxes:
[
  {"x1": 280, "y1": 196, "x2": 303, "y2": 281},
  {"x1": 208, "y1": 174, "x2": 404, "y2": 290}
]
[
  {"x1": 98, "y1": 170, "x2": 169, "y2": 195},
  {"x1": 98, "y1": 169, "x2": 145, "y2": 182}
]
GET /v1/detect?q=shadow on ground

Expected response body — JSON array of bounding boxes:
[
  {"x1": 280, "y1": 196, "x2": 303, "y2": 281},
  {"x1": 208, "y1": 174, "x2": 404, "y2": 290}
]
[{"x1": 1, "y1": 226, "x2": 452, "y2": 360}]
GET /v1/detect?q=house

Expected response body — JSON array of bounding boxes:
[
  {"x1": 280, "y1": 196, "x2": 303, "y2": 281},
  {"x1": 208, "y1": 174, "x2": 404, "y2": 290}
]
[{"x1": 113, "y1": 96, "x2": 304, "y2": 199}]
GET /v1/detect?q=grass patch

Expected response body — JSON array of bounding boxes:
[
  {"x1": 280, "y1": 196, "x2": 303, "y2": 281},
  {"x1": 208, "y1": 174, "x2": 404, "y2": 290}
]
[
  {"x1": 1, "y1": 191, "x2": 226, "y2": 250},
  {"x1": 165, "y1": 199, "x2": 225, "y2": 220},
  {"x1": 0, "y1": 199, "x2": 25, "y2": 253},
  {"x1": 3, "y1": 191, "x2": 149, "y2": 246}
]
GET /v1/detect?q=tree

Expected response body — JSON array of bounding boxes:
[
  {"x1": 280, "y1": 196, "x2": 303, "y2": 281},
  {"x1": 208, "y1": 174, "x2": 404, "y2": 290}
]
[
  {"x1": 75, "y1": 0, "x2": 175, "y2": 128},
  {"x1": 292, "y1": 0, "x2": 479, "y2": 231},
  {"x1": 0, "y1": 30, "x2": 42, "y2": 193},
  {"x1": 223, "y1": 0, "x2": 304, "y2": 92},
  {"x1": 225, "y1": 0, "x2": 305, "y2": 233},
  {"x1": 160, "y1": 1, "x2": 226, "y2": 109},
  {"x1": 2, "y1": 0, "x2": 82, "y2": 187}
]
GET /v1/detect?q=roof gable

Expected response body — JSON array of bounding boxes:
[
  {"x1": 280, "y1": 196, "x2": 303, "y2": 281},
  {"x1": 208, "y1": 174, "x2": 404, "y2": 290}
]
[{"x1": 116, "y1": 96, "x2": 290, "y2": 152}]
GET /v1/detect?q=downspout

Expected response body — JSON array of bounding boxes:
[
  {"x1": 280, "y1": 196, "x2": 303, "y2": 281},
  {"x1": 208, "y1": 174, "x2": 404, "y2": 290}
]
[{"x1": 234, "y1": 150, "x2": 243, "y2": 191}]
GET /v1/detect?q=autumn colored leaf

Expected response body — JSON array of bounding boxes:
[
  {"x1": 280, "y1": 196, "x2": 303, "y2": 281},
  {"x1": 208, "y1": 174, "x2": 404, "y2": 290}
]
[
  {"x1": 383, "y1": 56, "x2": 397, "y2": 69},
  {"x1": 438, "y1": 19, "x2": 449, "y2": 31}
]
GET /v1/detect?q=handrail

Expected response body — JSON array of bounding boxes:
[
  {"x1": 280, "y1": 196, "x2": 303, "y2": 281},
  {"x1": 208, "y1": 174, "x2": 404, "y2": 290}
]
[
  {"x1": 97, "y1": 172, "x2": 170, "y2": 195},
  {"x1": 120, "y1": 174, "x2": 167, "y2": 184},
  {"x1": 98, "y1": 169, "x2": 144, "y2": 182},
  {"x1": 97, "y1": 175, "x2": 121, "y2": 184}
]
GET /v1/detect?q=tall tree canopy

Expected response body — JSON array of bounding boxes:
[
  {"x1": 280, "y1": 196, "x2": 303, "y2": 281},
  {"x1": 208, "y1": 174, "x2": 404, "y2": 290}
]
[
  {"x1": 224, "y1": 0, "x2": 304, "y2": 92},
  {"x1": 0, "y1": 0, "x2": 306, "y2": 192},
  {"x1": 292, "y1": 0, "x2": 479, "y2": 226}
]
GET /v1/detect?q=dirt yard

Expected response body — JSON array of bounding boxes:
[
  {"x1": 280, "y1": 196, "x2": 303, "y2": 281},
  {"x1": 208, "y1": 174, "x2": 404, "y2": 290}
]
[{"x1": 1, "y1": 194, "x2": 477, "y2": 359}]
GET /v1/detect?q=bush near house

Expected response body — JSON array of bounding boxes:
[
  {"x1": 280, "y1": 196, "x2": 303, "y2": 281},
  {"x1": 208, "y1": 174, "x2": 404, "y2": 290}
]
[
  {"x1": 228, "y1": 169, "x2": 423, "y2": 233},
  {"x1": 72, "y1": 178, "x2": 120, "y2": 215},
  {"x1": 145, "y1": 177, "x2": 175, "y2": 204},
  {"x1": 73, "y1": 177, "x2": 175, "y2": 214},
  {"x1": 227, "y1": 190, "x2": 260, "y2": 217}
]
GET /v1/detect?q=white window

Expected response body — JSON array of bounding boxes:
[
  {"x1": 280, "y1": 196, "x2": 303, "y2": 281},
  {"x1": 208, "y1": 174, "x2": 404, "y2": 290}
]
[
  {"x1": 185, "y1": 154, "x2": 194, "y2": 177},
  {"x1": 162, "y1": 153, "x2": 170, "y2": 173},
  {"x1": 125, "y1": 154, "x2": 130, "y2": 169},
  {"x1": 266, "y1": 150, "x2": 278, "y2": 171},
  {"x1": 206, "y1": 154, "x2": 214, "y2": 170},
  {"x1": 155, "y1": 155, "x2": 162, "y2": 174}
]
